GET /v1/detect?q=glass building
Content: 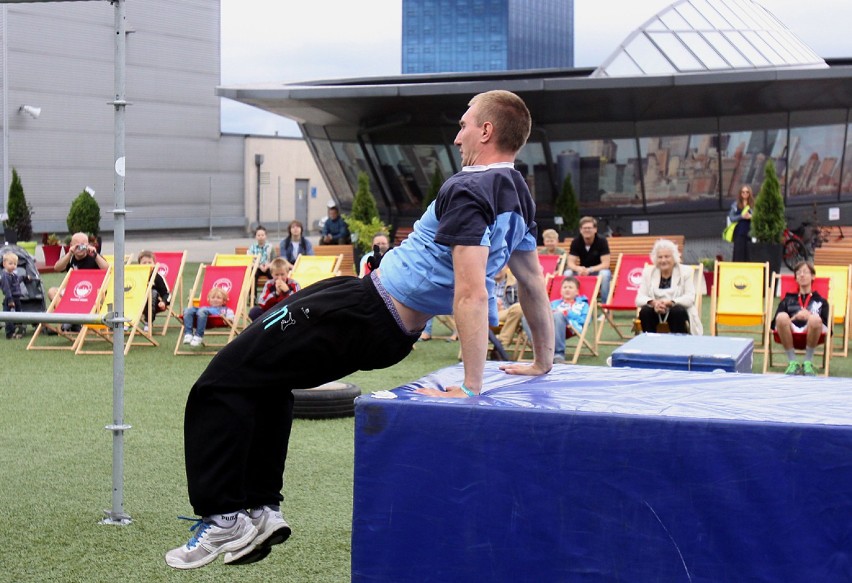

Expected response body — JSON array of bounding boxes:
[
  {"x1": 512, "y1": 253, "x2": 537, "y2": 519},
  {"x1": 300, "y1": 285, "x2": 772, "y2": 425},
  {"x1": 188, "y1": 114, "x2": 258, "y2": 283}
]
[
  {"x1": 402, "y1": 0, "x2": 574, "y2": 74},
  {"x1": 220, "y1": 0, "x2": 852, "y2": 239}
]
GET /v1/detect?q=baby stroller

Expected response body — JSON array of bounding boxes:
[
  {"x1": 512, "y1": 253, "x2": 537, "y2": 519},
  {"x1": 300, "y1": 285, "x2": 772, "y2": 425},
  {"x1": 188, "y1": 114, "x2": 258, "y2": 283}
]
[{"x1": 0, "y1": 244, "x2": 47, "y2": 332}]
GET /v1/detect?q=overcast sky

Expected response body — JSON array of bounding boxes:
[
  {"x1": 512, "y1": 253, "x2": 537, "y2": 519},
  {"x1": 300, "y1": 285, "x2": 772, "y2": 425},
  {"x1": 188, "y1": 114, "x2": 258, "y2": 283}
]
[{"x1": 220, "y1": 0, "x2": 852, "y2": 137}]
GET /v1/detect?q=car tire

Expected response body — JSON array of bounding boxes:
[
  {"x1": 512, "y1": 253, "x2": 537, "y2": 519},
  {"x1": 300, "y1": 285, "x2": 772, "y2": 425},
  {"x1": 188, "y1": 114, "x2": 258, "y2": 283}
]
[{"x1": 292, "y1": 382, "x2": 362, "y2": 420}]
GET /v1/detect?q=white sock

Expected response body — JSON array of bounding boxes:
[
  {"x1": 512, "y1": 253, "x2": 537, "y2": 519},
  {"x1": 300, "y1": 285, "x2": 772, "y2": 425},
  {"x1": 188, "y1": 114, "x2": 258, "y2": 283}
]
[{"x1": 208, "y1": 512, "x2": 239, "y2": 528}]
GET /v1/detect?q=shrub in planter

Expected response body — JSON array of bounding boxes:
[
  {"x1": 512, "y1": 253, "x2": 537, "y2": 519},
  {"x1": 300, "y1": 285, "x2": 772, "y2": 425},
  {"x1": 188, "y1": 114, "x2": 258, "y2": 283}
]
[
  {"x1": 555, "y1": 173, "x2": 580, "y2": 238},
  {"x1": 5, "y1": 168, "x2": 33, "y2": 242},
  {"x1": 345, "y1": 172, "x2": 389, "y2": 254},
  {"x1": 749, "y1": 160, "x2": 785, "y2": 273},
  {"x1": 67, "y1": 188, "x2": 101, "y2": 237}
]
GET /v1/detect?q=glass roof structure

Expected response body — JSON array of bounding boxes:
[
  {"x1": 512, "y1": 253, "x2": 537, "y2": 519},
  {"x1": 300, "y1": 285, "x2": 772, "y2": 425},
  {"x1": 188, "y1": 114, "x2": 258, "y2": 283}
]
[{"x1": 592, "y1": 0, "x2": 826, "y2": 78}]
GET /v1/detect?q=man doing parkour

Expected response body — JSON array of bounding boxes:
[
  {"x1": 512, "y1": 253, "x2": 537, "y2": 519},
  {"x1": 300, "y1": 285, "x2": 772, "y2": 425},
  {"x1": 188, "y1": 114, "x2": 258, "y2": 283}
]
[{"x1": 165, "y1": 89, "x2": 555, "y2": 569}]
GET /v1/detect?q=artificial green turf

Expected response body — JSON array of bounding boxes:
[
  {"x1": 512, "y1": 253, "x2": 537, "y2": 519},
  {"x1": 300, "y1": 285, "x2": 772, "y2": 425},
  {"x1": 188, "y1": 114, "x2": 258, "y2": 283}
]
[{"x1": 1, "y1": 265, "x2": 849, "y2": 581}]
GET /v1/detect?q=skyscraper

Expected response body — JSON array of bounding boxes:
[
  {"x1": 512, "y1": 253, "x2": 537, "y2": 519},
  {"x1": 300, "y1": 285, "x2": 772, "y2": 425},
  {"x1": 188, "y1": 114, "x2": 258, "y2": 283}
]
[{"x1": 402, "y1": 0, "x2": 574, "y2": 74}]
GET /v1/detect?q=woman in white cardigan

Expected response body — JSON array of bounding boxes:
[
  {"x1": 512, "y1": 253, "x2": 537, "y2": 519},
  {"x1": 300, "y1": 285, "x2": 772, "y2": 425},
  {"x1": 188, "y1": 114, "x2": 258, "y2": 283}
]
[{"x1": 635, "y1": 239, "x2": 703, "y2": 335}]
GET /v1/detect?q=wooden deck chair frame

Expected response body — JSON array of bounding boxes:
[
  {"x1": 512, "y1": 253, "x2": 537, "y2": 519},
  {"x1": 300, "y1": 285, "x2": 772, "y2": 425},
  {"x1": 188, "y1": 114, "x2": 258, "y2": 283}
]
[
  {"x1": 174, "y1": 263, "x2": 251, "y2": 355},
  {"x1": 27, "y1": 267, "x2": 110, "y2": 351},
  {"x1": 511, "y1": 274, "x2": 600, "y2": 363},
  {"x1": 595, "y1": 254, "x2": 648, "y2": 347},
  {"x1": 151, "y1": 251, "x2": 187, "y2": 336},
  {"x1": 762, "y1": 274, "x2": 832, "y2": 376},
  {"x1": 290, "y1": 254, "x2": 342, "y2": 290},
  {"x1": 813, "y1": 263, "x2": 851, "y2": 356},
  {"x1": 75, "y1": 264, "x2": 160, "y2": 355},
  {"x1": 710, "y1": 261, "x2": 770, "y2": 346},
  {"x1": 212, "y1": 253, "x2": 258, "y2": 329}
]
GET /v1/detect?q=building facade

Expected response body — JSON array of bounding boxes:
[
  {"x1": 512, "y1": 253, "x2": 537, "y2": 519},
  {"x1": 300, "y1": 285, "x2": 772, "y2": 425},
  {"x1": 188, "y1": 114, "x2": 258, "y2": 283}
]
[
  {"x1": 402, "y1": 0, "x2": 574, "y2": 74},
  {"x1": 0, "y1": 0, "x2": 245, "y2": 236}
]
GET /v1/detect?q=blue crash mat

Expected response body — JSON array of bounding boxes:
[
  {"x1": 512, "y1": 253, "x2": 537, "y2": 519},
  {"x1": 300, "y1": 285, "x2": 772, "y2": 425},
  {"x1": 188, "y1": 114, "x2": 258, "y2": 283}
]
[
  {"x1": 351, "y1": 362, "x2": 852, "y2": 582},
  {"x1": 611, "y1": 333, "x2": 754, "y2": 372}
]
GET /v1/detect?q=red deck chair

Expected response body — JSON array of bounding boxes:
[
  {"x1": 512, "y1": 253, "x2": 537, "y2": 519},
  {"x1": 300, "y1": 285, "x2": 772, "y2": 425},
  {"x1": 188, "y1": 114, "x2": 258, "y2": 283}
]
[
  {"x1": 763, "y1": 274, "x2": 832, "y2": 376},
  {"x1": 27, "y1": 268, "x2": 110, "y2": 351},
  {"x1": 174, "y1": 264, "x2": 251, "y2": 355},
  {"x1": 537, "y1": 254, "x2": 564, "y2": 277},
  {"x1": 513, "y1": 274, "x2": 600, "y2": 363},
  {"x1": 595, "y1": 254, "x2": 648, "y2": 347},
  {"x1": 152, "y1": 251, "x2": 187, "y2": 336}
]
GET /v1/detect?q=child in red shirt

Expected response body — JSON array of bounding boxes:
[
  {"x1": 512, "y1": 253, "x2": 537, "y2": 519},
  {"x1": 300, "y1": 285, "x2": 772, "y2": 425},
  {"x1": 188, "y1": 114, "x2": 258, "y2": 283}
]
[{"x1": 248, "y1": 258, "x2": 300, "y2": 321}]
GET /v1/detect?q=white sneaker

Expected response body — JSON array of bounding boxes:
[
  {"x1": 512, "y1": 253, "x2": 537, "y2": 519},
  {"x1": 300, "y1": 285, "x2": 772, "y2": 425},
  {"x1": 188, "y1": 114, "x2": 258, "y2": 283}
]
[
  {"x1": 183, "y1": 333, "x2": 192, "y2": 344},
  {"x1": 190, "y1": 335, "x2": 203, "y2": 347},
  {"x1": 165, "y1": 513, "x2": 257, "y2": 570},
  {"x1": 223, "y1": 506, "x2": 292, "y2": 565}
]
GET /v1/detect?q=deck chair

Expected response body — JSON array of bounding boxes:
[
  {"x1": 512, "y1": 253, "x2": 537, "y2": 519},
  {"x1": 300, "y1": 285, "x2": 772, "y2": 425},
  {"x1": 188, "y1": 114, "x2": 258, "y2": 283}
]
[
  {"x1": 27, "y1": 268, "x2": 110, "y2": 351},
  {"x1": 595, "y1": 254, "x2": 648, "y2": 347},
  {"x1": 212, "y1": 253, "x2": 258, "y2": 326},
  {"x1": 763, "y1": 274, "x2": 832, "y2": 376},
  {"x1": 537, "y1": 254, "x2": 565, "y2": 277},
  {"x1": 174, "y1": 264, "x2": 251, "y2": 355},
  {"x1": 710, "y1": 261, "x2": 770, "y2": 345},
  {"x1": 511, "y1": 274, "x2": 600, "y2": 363},
  {"x1": 813, "y1": 263, "x2": 851, "y2": 356},
  {"x1": 290, "y1": 254, "x2": 342, "y2": 289},
  {"x1": 102, "y1": 253, "x2": 132, "y2": 266},
  {"x1": 152, "y1": 251, "x2": 187, "y2": 336},
  {"x1": 75, "y1": 264, "x2": 160, "y2": 355}
]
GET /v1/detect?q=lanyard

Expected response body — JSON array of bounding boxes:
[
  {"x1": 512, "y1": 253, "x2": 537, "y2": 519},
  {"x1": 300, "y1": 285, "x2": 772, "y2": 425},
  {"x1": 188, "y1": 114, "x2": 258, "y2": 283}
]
[{"x1": 798, "y1": 293, "x2": 812, "y2": 310}]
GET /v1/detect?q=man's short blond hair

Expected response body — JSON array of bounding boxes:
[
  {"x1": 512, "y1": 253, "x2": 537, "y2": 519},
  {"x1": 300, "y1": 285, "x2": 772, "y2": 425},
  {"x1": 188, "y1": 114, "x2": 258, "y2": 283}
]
[{"x1": 468, "y1": 90, "x2": 531, "y2": 154}]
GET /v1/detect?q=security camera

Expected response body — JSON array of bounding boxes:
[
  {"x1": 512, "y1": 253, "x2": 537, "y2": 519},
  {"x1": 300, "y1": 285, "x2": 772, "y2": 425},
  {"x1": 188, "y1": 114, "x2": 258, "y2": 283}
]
[{"x1": 19, "y1": 105, "x2": 41, "y2": 119}]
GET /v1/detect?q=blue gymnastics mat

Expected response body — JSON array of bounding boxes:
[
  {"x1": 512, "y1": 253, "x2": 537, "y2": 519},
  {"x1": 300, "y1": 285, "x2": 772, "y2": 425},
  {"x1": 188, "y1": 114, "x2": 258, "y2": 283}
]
[
  {"x1": 352, "y1": 362, "x2": 852, "y2": 582},
  {"x1": 611, "y1": 333, "x2": 753, "y2": 372}
]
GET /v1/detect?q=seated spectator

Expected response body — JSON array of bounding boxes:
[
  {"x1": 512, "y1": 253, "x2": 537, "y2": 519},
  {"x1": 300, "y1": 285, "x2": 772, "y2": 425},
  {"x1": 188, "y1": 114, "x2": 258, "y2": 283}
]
[
  {"x1": 279, "y1": 220, "x2": 313, "y2": 264},
  {"x1": 359, "y1": 233, "x2": 390, "y2": 277},
  {"x1": 137, "y1": 250, "x2": 170, "y2": 331},
  {"x1": 320, "y1": 200, "x2": 350, "y2": 245},
  {"x1": 635, "y1": 238, "x2": 701, "y2": 335},
  {"x1": 526, "y1": 275, "x2": 589, "y2": 365},
  {"x1": 183, "y1": 286, "x2": 234, "y2": 348},
  {"x1": 538, "y1": 228, "x2": 566, "y2": 257},
  {"x1": 565, "y1": 216, "x2": 611, "y2": 301},
  {"x1": 248, "y1": 258, "x2": 300, "y2": 321},
  {"x1": 247, "y1": 225, "x2": 276, "y2": 283},
  {"x1": 47, "y1": 231, "x2": 109, "y2": 303},
  {"x1": 772, "y1": 261, "x2": 829, "y2": 376}
]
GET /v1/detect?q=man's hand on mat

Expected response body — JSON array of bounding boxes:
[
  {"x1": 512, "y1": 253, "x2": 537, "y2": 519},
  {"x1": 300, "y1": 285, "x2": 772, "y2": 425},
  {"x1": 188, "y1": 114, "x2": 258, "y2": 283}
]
[
  {"x1": 499, "y1": 361, "x2": 551, "y2": 376},
  {"x1": 415, "y1": 386, "x2": 474, "y2": 398}
]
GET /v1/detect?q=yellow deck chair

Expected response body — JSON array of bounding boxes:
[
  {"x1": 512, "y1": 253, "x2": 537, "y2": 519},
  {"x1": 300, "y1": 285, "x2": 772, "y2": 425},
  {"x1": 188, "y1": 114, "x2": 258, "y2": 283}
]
[
  {"x1": 75, "y1": 264, "x2": 159, "y2": 355},
  {"x1": 102, "y1": 253, "x2": 132, "y2": 266},
  {"x1": 814, "y1": 263, "x2": 851, "y2": 356},
  {"x1": 290, "y1": 254, "x2": 342, "y2": 289},
  {"x1": 710, "y1": 261, "x2": 770, "y2": 345}
]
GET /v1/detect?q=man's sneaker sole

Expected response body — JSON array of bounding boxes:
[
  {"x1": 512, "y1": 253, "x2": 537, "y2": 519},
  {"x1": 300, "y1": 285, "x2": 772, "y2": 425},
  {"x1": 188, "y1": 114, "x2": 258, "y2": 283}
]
[{"x1": 223, "y1": 522, "x2": 292, "y2": 566}]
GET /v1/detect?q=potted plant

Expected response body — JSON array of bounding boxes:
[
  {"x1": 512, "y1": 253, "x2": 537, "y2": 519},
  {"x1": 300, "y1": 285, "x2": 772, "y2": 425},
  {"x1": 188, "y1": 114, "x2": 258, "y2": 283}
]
[
  {"x1": 555, "y1": 173, "x2": 580, "y2": 239},
  {"x1": 749, "y1": 160, "x2": 786, "y2": 274},
  {"x1": 66, "y1": 187, "x2": 102, "y2": 251},
  {"x1": 4, "y1": 168, "x2": 36, "y2": 256},
  {"x1": 41, "y1": 232, "x2": 64, "y2": 268},
  {"x1": 344, "y1": 172, "x2": 389, "y2": 257},
  {"x1": 698, "y1": 257, "x2": 716, "y2": 296}
]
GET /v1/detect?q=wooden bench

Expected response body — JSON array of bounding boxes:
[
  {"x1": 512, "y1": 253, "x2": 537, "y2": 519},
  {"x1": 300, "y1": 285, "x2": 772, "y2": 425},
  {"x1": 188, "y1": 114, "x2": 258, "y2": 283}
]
[
  {"x1": 814, "y1": 246, "x2": 852, "y2": 267},
  {"x1": 315, "y1": 244, "x2": 357, "y2": 276},
  {"x1": 558, "y1": 235, "x2": 685, "y2": 272}
]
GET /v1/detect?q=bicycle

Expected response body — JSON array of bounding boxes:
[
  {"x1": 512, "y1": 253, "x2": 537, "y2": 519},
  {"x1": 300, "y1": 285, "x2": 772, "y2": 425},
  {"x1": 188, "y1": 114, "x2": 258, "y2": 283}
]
[{"x1": 782, "y1": 220, "x2": 832, "y2": 271}]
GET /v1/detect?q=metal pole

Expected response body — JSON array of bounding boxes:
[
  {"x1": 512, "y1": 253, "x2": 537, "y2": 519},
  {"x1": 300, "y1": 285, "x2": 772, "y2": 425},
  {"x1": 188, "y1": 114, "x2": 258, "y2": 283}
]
[
  {"x1": 277, "y1": 175, "x2": 281, "y2": 239},
  {"x1": 200, "y1": 175, "x2": 219, "y2": 240},
  {"x1": 2, "y1": 5, "x2": 8, "y2": 224},
  {"x1": 102, "y1": 0, "x2": 130, "y2": 526}
]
